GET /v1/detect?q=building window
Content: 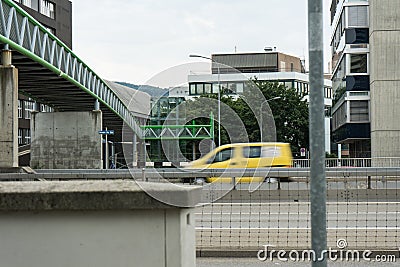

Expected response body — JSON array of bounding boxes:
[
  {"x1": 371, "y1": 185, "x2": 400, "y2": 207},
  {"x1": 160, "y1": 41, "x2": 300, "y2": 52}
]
[
  {"x1": 15, "y1": 0, "x2": 32, "y2": 8},
  {"x1": 18, "y1": 128, "x2": 23, "y2": 145},
  {"x1": 189, "y1": 84, "x2": 196, "y2": 95},
  {"x1": 40, "y1": 0, "x2": 55, "y2": 19},
  {"x1": 236, "y1": 83, "x2": 244, "y2": 93},
  {"x1": 18, "y1": 100, "x2": 23, "y2": 118},
  {"x1": 204, "y1": 83, "x2": 212, "y2": 94},
  {"x1": 350, "y1": 100, "x2": 369, "y2": 122},
  {"x1": 24, "y1": 128, "x2": 31, "y2": 144},
  {"x1": 349, "y1": 54, "x2": 367, "y2": 74},
  {"x1": 347, "y1": 6, "x2": 368, "y2": 27},
  {"x1": 195, "y1": 83, "x2": 204, "y2": 94},
  {"x1": 24, "y1": 100, "x2": 34, "y2": 119}
]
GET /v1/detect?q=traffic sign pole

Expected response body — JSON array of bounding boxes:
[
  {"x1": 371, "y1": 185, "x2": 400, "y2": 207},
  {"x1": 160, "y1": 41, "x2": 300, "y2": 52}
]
[{"x1": 105, "y1": 127, "x2": 109, "y2": 169}]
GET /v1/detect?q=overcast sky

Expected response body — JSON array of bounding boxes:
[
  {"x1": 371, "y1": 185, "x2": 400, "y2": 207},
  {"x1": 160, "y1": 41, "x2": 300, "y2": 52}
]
[{"x1": 72, "y1": 0, "x2": 332, "y2": 85}]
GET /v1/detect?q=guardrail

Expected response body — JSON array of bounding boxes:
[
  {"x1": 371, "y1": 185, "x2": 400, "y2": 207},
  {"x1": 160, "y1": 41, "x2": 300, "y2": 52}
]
[{"x1": 2, "y1": 167, "x2": 400, "y2": 181}]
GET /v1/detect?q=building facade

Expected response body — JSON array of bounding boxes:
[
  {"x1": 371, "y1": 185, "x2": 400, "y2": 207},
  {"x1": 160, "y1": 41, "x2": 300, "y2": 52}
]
[
  {"x1": 330, "y1": 0, "x2": 400, "y2": 159},
  {"x1": 12, "y1": 0, "x2": 72, "y2": 165},
  {"x1": 188, "y1": 51, "x2": 333, "y2": 154},
  {"x1": 330, "y1": 0, "x2": 371, "y2": 158}
]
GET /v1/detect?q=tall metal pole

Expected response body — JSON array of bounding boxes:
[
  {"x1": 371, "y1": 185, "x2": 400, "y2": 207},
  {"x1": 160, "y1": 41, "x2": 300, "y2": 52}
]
[
  {"x1": 217, "y1": 62, "x2": 221, "y2": 147},
  {"x1": 105, "y1": 127, "x2": 109, "y2": 169},
  {"x1": 308, "y1": 0, "x2": 327, "y2": 266}
]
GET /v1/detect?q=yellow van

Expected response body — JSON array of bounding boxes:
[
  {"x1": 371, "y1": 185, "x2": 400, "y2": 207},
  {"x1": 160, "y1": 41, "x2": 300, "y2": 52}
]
[{"x1": 185, "y1": 142, "x2": 293, "y2": 183}]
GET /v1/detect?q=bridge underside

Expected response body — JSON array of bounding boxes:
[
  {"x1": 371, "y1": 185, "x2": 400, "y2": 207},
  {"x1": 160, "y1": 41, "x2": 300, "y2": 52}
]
[{"x1": 10, "y1": 50, "x2": 126, "y2": 142}]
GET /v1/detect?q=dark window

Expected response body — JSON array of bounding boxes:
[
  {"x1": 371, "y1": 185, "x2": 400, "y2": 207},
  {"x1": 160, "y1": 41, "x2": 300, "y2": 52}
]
[
  {"x1": 211, "y1": 148, "x2": 233, "y2": 163},
  {"x1": 345, "y1": 28, "x2": 369, "y2": 44},
  {"x1": 350, "y1": 54, "x2": 367, "y2": 74},
  {"x1": 243, "y1": 146, "x2": 261, "y2": 158}
]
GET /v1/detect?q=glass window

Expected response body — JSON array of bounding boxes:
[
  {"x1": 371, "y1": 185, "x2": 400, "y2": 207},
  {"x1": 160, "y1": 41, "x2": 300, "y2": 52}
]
[
  {"x1": 347, "y1": 6, "x2": 368, "y2": 27},
  {"x1": 24, "y1": 100, "x2": 34, "y2": 119},
  {"x1": 243, "y1": 146, "x2": 261, "y2": 158},
  {"x1": 40, "y1": 0, "x2": 55, "y2": 19},
  {"x1": 204, "y1": 83, "x2": 212, "y2": 94},
  {"x1": 236, "y1": 83, "x2": 244, "y2": 93},
  {"x1": 18, "y1": 128, "x2": 23, "y2": 145},
  {"x1": 212, "y1": 83, "x2": 219, "y2": 94},
  {"x1": 261, "y1": 146, "x2": 281, "y2": 158},
  {"x1": 189, "y1": 84, "x2": 196, "y2": 95},
  {"x1": 212, "y1": 148, "x2": 233, "y2": 163},
  {"x1": 228, "y1": 83, "x2": 237, "y2": 94},
  {"x1": 24, "y1": 129, "x2": 31, "y2": 144},
  {"x1": 18, "y1": 100, "x2": 23, "y2": 118},
  {"x1": 350, "y1": 54, "x2": 367, "y2": 74},
  {"x1": 350, "y1": 100, "x2": 369, "y2": 122},
  {"x1": 195, "y1": 83, "x2": 204, "y2": 94}
]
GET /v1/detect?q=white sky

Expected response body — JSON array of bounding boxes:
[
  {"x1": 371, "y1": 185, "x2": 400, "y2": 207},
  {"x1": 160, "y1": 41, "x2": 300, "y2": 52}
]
[{"x1": 72, "y1": 0, "x2": 332, "y2": 85}]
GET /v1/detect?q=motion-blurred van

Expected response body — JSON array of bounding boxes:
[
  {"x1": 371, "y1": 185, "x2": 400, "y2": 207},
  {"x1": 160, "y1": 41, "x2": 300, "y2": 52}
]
[{"x1": 185, "y1": 142, "x2": 293, "y2": 183}]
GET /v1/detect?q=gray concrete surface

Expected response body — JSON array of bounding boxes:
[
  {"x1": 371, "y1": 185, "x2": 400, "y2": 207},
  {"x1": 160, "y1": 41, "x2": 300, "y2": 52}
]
[
  {"x1": 370, "y1": 0, "x2": 400, "y2": 159},
  {"x1": 0, "y1": 180, "x2": 202, "y2": 267},
  {"x1": 0, "y1": 65, "x2": 18, "y2": 168},
  {"x1": 30, "y1": 111, "x2": 102, "y2": 169}
]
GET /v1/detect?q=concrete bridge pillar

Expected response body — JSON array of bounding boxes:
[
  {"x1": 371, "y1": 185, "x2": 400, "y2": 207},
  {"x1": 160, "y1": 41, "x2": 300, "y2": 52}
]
[
  {"x1": 30, "y1": 111, "x2": 103, "y2": 169},
  {"x1": 0, "y1": 50, "x2": 18, "y2": 169}
]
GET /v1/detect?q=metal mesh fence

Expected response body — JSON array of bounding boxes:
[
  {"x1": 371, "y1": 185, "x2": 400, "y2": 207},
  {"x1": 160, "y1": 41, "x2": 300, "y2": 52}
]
[{"x1": 195, "y1": 166, "x2": 400, "y2": 253}]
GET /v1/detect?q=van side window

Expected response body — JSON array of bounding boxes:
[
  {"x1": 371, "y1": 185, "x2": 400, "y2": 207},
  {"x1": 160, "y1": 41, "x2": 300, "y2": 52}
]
[
  {"x1": 243, "y1": 146, "x2": 261, "y2": 158},
  {"x1": 211, "y1": 148, "x2": 233, "y2": 163}
]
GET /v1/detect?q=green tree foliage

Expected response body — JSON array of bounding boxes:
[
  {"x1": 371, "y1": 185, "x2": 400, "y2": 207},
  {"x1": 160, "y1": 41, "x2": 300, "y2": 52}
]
[{"x1": 254, "y1": 81, "x2": 309, "y2": 153}]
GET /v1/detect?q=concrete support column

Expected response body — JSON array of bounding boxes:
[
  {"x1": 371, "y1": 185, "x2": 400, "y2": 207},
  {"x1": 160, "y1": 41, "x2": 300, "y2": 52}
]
[
  {"x1": 370, "y1": 0, "x2": 400, "y2": 162},
  {"x1": 31, "y1": 111, "x2": 102, "y2": 169},
  {"x1": 0, "y1": 50, "x2": 18, "y2": 169}
]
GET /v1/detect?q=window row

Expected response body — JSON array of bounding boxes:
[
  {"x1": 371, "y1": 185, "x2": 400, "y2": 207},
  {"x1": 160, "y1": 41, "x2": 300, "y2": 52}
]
[
  {"x1": 14, "y1": 0, "x2": 55, "y2": 19},
  {"x1": 332, "y1": 99, "x2": 369, "y2": 131},
  {"x1": 190, "y1": 81, "x2": 332, "y2": 99},
  {"x1": 18, "y1": 100, "x2": 53, "y2": 119},
  {"x1": 18, "y1": 128, "x2": 31, "y2": 145}
]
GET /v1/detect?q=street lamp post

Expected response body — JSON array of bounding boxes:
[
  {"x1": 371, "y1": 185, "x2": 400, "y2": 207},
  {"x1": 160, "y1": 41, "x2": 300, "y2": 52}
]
[
  {"x1": 260, "y1": 96, "x2": 281, "y2": 142},
  {"x1": 189, "y1": 54, "x2": 221, "y2": 147}
]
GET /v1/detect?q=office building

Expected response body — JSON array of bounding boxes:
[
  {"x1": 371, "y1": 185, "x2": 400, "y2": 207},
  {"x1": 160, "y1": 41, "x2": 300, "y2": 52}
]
[
  {"x1": 330, "y1": 0, "x2": 400, "y2": 159},
  {"x1": 188, "y1": 51, "x2": 333, "y2": 153}
]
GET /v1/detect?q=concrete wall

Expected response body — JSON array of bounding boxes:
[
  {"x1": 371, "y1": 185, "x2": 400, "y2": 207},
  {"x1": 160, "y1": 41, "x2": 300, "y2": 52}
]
[
  {"x1": 370, "y1": 0, "x2": 400, "y2": 158},
  {"x1": 30, "y1": 111, "x2": 102, "y2": 169},
  {"x1": 0, "y1": 66, "x2": 18, "y2": 168},
  {"x1": 0, "y1": 181, "x2": 200, "y2": 267}
]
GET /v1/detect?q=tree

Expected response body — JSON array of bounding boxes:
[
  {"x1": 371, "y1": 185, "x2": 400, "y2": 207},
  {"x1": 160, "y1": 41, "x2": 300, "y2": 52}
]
[{"x1": 252, "y1": 81, "x2": 309, "y2": 154}]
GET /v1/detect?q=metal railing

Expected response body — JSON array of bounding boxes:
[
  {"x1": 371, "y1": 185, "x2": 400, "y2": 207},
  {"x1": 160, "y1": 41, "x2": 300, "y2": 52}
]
[
  {"x1": 0, "y1": 0, "x2": 143, "y2": 137},
  {"x1": 293, "y1": 157, "x2": 400, "y2": 168}
]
